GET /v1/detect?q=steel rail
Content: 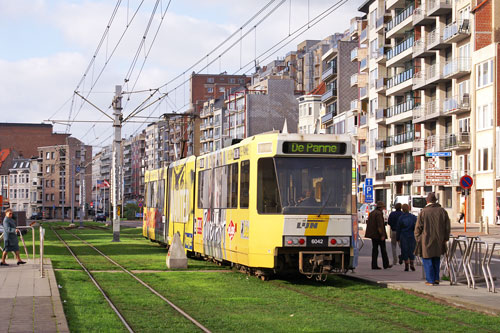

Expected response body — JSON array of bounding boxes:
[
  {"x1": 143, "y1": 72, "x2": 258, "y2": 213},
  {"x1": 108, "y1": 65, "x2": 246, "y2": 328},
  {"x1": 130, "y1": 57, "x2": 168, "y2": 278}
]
[
  {"x1": 50, "y1": 227, "x2": 135, "y2": 333},
  {"x1": 61, "y1": 227, "x2": 211, "y2": 333}
]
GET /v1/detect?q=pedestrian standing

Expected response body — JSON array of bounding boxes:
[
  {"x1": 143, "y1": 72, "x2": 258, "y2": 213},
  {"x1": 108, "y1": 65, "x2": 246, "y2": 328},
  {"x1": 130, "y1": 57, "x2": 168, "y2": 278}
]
[
  {"x1": 388, "y1": 203, "x2": 403, "y2": 265},
  {"x1": 1, "y1": 209, "x2": 27, "y2": 266},
  {"x1": 365, "y1": 201, "x2": 392, "y2": 270},
  {"x1": 414, "y1": 192, "x2": 450, "y2": 286},
  {"x1": 397, "y1": 204, "x2": 416, "y2": 271}
]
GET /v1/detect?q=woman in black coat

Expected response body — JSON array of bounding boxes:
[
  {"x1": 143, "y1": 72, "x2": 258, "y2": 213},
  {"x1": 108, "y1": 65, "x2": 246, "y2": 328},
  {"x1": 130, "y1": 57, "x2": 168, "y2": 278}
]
[
  {"x1": 1, "y1": 209, "x2": 26, "y2": 266},
  {"x1": 396, "y1": 204, "x2": 416, "y2": 271}
]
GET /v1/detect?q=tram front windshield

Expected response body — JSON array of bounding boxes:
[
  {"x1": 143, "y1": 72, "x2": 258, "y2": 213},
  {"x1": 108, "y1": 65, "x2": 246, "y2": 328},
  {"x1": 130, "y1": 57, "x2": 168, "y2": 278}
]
[{"x1": 258, "y1": 157, "x2": 352, "y2": 215}]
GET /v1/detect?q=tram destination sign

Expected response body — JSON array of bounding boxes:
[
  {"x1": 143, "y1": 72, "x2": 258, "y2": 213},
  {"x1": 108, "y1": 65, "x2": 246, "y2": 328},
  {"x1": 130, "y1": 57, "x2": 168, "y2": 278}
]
[{"x1": 282, "y1": 142, "x2": 347, "y2": 155}]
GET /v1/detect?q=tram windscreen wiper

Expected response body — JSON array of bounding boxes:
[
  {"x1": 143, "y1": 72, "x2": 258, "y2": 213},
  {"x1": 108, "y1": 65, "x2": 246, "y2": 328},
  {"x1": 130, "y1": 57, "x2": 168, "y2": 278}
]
[{"x1": 317, "y1": 189, "x2": 332, "y2": 217}]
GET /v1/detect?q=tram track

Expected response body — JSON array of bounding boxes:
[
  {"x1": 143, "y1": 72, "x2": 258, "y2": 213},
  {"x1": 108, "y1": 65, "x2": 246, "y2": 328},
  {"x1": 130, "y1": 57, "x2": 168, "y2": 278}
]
[{"x1": 50, "y1": 226, "x2": 211, "y2": 333}]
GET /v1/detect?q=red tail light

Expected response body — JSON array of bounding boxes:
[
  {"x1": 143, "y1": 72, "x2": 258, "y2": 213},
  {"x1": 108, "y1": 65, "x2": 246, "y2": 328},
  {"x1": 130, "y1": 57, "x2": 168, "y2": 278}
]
[
  {"x1": 330, "y1": 238, "x2": 337, "y2": 245},
  {"x1": 298, "y1": 238, "x2": 305, "y2": 245}
]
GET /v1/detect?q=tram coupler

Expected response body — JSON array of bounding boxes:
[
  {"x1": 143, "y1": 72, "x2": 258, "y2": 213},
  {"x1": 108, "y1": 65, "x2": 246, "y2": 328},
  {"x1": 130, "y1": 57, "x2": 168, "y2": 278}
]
[{"x1": 298, "y1": 251, "x2": 346, "y2": 277}]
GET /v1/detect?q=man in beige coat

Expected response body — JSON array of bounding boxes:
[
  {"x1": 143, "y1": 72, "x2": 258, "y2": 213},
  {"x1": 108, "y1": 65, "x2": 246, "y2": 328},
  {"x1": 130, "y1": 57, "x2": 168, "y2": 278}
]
[{"x1": 415, "y1": 192, "x2": 450, "y2": 285}]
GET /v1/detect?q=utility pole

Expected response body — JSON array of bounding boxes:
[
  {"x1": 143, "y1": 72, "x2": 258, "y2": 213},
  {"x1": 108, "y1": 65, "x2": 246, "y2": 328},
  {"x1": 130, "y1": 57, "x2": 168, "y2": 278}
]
[
  {"x1": 112, "y1": 85, "x2": 123, "y2": 242},
  {"x1": 71, "y1": 157, "x2": 75, "y2": 224},
  {"x1": 79, "y1": 143, "x2": 86, "y2": 228}
]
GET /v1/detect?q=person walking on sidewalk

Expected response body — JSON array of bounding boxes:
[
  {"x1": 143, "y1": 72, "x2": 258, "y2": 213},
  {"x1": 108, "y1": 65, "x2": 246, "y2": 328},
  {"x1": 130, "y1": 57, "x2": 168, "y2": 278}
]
[
  {"x1": 365, "y1": 201, "x2": 392, "y2": 270},
  {"x1": 458, "y1": 201, "x2": 465, "y2": 224},
  {"x1": 414, "y1": 192, "x2": 450, "y2": 286},
  {"x1": 1, "y1": 209, "x2": 27, "y2": 266},
  {"x1": 397, "y1": 204, "x2": 416, "y2": 272},
  {"x1": 388, "y1": 203, "x2": 403, "y2": 265}
]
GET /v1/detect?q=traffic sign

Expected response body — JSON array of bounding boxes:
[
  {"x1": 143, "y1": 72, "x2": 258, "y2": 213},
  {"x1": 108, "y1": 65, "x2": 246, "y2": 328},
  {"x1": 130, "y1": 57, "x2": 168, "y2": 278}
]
[
  {"x1": 460, "y1": 175, "x2": 473, "y2": 189},
  {"x1": 365, "y1": 178, "x2": 373, "y2": 186},
  {"x1": 425, "y1": 152, "x2": 452, "y2": 157},
  {"x1": 365, "y1": 185, "x2": 374, "y2": 203},
  {"x1": 424, "y1": 169, "x2": 451, "y2": 186},
  {"x1": 75, "y1": 165, "x2": 81, "y2": 173}
]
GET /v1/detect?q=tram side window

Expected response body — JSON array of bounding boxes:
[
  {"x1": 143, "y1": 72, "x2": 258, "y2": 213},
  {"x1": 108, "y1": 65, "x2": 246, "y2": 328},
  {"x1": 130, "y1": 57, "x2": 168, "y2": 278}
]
[
  {"x1": 145, "y1": 182, "x2": 151, "y2": 207},
  {"x1": 158, "y1": 179, "x2": 165, "y2": 213},
  {"x1": 240, "y1": 160, "x2": 250, "y2": 208},
  {"x1": 198, "y1": 169, "x2": 212, "y2": 209},
  {"x1": 151, "y1": 181, "x2": 158, "y2": 209},
  {"x1": 257, "y1": 158, "x2": 281, "y2": 214}
]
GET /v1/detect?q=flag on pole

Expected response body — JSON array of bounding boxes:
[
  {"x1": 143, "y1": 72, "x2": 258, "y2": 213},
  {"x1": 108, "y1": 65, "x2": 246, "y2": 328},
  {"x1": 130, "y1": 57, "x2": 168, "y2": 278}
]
[{"x1": 97, "y1": 180, "x2": 110, "y2": 188}]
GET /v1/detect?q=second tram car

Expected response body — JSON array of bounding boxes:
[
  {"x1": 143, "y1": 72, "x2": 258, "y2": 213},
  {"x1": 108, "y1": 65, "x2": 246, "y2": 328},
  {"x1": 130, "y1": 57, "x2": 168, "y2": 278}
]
[{"x1": 143, "y1": 133, "x2": 357, "y2": 279}]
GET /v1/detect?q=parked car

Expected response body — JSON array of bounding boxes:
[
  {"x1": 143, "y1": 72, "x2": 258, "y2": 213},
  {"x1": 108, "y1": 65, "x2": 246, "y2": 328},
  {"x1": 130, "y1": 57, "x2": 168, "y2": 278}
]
[
  {"x1": 357, "y1": 203, "x2": 389, "y2": 224},
  {"x1": 29, "y1": 212, "x2": 43, "y2": 220},
  {"x1": 94, "y1": 213, "x2": 106, "y2": 222}
]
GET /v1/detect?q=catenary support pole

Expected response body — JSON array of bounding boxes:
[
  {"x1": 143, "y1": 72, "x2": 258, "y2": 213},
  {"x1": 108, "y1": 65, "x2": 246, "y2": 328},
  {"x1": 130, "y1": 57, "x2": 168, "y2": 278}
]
[
  {"x1": 112, "y1": 85, "x2": 123, "y2": 242},
  {"x1": 79, "y1": 143, "x2": 86, "y2": 228}
]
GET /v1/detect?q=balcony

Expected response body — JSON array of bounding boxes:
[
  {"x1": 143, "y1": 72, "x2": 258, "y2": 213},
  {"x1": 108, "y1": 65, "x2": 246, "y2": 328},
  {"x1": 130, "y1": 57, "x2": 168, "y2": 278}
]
[
  {"x1": 413, "y1": 64, "x2": 444, "y2": 90},
  {"x1": 376, "y1": 46, "x2": 386, "y2": 64},
  {"x1": 360, "y1": 114, "x2": 367, "y2": 127},
  {"x1": 349, "y1": 21, "x2": 359, "y2": 38},
  {"x1": 386, "y1": 35, "x2": 414, "y2": 67},
  {"x1": 376, "y1": 172, "x2": 386, "y2": 181},
  {"x1": 443, "y1": 94, "x2": 470, "y2": 115},
  {"x1": 375, "y1": 108, "x2": 387, "y2": 123},
  {"x1": 413, "y1": 100, "x2": 444, "y2": 123},
  {"x1": 425, "y1": 135, "x2": 442, "y2": 153},
  {"x1": 443, "y1": 19, "x2": 470, "y2": 43},
  {"x1": 321, "y1": 87, "x2": 337, "y2": 103},
  {"x1": 360, "y1": 57, "x2": 368, "y2": 72},
  {"x1": 375, "y1": 139, "x2": 387, "y2": 151},
  {"x1": 386, "y1": 67, "x2": 414, "y2": 95},
  {"x1": 350, "y1": 99, "x2": 360, "y2": 112},
  {"x1": 321, "y1": 112, "x2": 334, "y2": 125},
  {"x1": 412, "y1": 38, "x2": 434, "y2": 58},
  {"x1": 321, "y1": 65, "x2": 337, "y2": 82},
  {"x1": 413, "y1": 7, "x2": 433, "y2": 25},
  {"x1": 386, "y1": 4, "x2": 414, "y2": 38},
  {"x1": 386, "y1": 161, "x2": 414, "y2": 177},
  {"x1": 375, "y1": 77, "x2": 387, "y2": 93},
  {"x1": 360, "y1": 28, "x2": 368, "y2": 42},
  {"x1": 359, "y1": 144, "x2": 367, "y2": 154},
  {"x1": 359, "y1": 87, "x2": 368, "y2": 101},
  {"x1": 442, "y1": 57, "x2": 471, "y2": 79},
  {"x1": 427, "y1": 29, "x2": 449, "y2": 50},
  {"x1": 386, "y1": 131, "x2": 414, "y2": 148},
  {"x1": 375, "y1": 15, "x2": 386, "y2": 32},
  {"x1": 350, "y1": 47, "x2": 358, "y2": 62},
  {"x1": 426, "y1": 0, "x2": 452, "y2": 16},
  {"x1": 386, "y1": 99, "x2": 415, "y2": 124},
  {"x1": 441, "y1": 132, "x2": 471, "y2": 150},
  {"x1": 413, "y1": 139, "x2": 425, "y2": 156},
  {"x1": 350, "y1": 74, "x2": 359, "y2": 87}
]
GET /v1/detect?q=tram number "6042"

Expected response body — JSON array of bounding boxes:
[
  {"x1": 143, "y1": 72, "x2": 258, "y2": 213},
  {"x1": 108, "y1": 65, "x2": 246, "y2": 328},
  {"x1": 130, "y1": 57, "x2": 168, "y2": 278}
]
[{"x1": 310, "y1": 238, "x2": 324, "y2": 245}]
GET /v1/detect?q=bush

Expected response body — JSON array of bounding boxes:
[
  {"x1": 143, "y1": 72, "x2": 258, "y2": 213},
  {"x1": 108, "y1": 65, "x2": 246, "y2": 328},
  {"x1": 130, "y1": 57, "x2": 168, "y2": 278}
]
[{"x1": 124, "y1": 203, "x2": 139, "y2": 220}]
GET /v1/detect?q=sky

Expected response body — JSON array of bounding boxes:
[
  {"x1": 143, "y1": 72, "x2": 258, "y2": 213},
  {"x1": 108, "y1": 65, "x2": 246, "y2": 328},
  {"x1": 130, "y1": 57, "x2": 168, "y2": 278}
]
[{"x1": 0, "y1": 0, "x2": 363, "y2": 149}]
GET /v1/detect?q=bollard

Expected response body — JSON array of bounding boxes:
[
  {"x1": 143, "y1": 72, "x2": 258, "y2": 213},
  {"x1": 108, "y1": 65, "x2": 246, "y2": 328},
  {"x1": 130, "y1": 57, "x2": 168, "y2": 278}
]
[
  {"x1": 485, "y1": 216, "x2": 489, "y2": 235},
  {"x1": 479, "y1": 216, "x2": 483, "y2": 233}
]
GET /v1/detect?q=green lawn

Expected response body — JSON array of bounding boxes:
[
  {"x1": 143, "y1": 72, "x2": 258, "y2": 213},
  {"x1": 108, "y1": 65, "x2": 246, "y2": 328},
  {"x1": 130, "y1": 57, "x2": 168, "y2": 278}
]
[{"x1": 32, "y1": 221, "x2": 500, "y2": 332}]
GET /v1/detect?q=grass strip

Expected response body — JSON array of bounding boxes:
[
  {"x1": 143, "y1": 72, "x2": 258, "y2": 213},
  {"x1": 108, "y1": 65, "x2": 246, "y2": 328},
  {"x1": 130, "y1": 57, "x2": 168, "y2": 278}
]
[{"x1": 55, "y1": 270, "x2": 128, "y2": 333}]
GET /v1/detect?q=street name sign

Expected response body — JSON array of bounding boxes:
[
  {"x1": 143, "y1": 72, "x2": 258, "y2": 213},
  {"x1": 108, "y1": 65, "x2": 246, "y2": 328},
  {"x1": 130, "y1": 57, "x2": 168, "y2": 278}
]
[{"x1": 425, "y1": 152, "x2": 452, "y2": 157}]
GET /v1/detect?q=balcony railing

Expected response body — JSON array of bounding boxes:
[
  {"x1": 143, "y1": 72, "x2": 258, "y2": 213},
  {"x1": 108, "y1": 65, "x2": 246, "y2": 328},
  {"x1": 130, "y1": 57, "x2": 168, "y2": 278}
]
[
  {"x1": 443, "y1": 94, "x2": 470, "y2": 114},
  {"x1": 386, "y1": 131, "x2": 414, "y2": 147},
  {"x1": 375, "y1": 139, "x2": 386, "y2": 151},
  {"x1": 442, "y1": 57, "x2": 471, "y2": 78},
  {"x1": 359, "y1": 144, "x2": 367, "y2": 154},
  {"x1": 360, "y1": 115, "x2": 367, "y2": 126},
  {"x1": 386, "y1": 35, "x2": 414, "y2": 61},
  {"x1": 443, "y1": 19, "x2": 470, "y2": 42},
  {"x1": 375, "y1": 108, "x2": 387, "y2": 120},
  {"x1": 360, "y1": 28, "x2": 367, "y2": 41},
  {"x1": 350, "y1": 99, "x2": 359, "y2": 111},
  {"x1": 359, "y1": 87, "x2": 368, "y2": 99},
  {"x1": 386, "y1": 161, "x2": 415, "y2": 176},
  {"x1": 427, "y1": 0, "x2": 452, "y2": 15},
  {"x1": 350, "y1": 73, "x2": 358, "y2": 87},
  {"x1": 376, "y1": 15, "x2": 385, "y2": 30},
  {"x1": 350, "y1": 48, "x2": 358, "y2": 61},
  {"x1": 387, "y1": 68, "x2": 413, "y2": 89},
  {"x1": 321, "y1": 65, "x2": 337, "y2": 81},
  {"x1": 386, "y1": 4, "x2": 414, "y2": 32},
  {"x1": 441, "y1": 132, "x2": 471, "y2": 150},
  {"x1": 375, "y1": 77, "x2": 386, "y2": 91},
  {"x1": 376, "y1": 172, "x2": 386, "y2": 180},
  {"x1": 360, "y1": 57, "x2": 368, "y2": 70},
  {"x1": 321, "y1": 88, "x2": 337, "y2": 102},
  {"x1": 386, "y1": 99, "x2": 415, "y2": 118}
]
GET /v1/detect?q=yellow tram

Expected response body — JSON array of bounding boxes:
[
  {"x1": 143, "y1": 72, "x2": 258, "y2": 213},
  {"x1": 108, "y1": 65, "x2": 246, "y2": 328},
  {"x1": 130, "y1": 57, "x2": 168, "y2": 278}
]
[{"x1": 143, "y1": 132, "x2": 357, "y2": 279}]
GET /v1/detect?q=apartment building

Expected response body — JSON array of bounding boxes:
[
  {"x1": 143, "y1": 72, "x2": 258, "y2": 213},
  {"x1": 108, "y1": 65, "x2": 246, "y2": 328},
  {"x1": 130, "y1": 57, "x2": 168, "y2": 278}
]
[
  {"x1": 354, "y1": 0, "x2": 500, "y2": 223},
  {"x1": 8, "y1": 158, "x2": 31, "y2": 214},
  {"x1": 225, "y1": 78, "x2": 299, "y2": 141},
  {"x1": 37, "y1": 137, "x2": 92, "y2": 219},
  {"x1": 200, "y1": 98, "x2": 224, "y2": 154},
  {"x1": 298, "y1": 83, "x2": 325, "y2": 134}
]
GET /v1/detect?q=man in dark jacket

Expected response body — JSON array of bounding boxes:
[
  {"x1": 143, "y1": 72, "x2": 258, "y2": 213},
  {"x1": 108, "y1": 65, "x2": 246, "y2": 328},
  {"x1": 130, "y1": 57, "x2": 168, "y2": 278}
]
[
  {"x1": 365, "y1": 201, "x2": 392, "y2": 269},
  {"x1": 415, "y1": 192, "x2": 450, "y2": 285},
  {"x1": 388, "y1": 203, "x2": 403, "y2": 265}
]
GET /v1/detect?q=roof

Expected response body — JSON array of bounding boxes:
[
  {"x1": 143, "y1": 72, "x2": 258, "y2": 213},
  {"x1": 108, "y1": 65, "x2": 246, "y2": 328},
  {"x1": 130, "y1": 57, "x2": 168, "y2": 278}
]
[
  {"x1": 358, "y1": 0, "x2": 374, "y2": 13},
  {"x1": 0, "y1": 149, "x2": 11, "y2": 168},
  {"x1": 471, "y1": 0, "x2": 490, "y2": 13},
  {"x1": 309, "y1": 82, "x2": 326, "y2": 95}
]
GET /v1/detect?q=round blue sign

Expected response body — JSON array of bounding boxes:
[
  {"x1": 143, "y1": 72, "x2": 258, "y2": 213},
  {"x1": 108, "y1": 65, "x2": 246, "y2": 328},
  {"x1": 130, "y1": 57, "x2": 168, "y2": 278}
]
[{"x1": 460, "y1": 175, "x2": 473, "y2": 189}]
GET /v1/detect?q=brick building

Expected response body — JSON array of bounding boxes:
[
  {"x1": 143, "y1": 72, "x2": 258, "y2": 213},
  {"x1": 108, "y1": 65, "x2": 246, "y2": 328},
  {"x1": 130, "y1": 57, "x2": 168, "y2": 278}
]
[{"x1": 0, "y1": 123, "x2": 69, "y2": 158}]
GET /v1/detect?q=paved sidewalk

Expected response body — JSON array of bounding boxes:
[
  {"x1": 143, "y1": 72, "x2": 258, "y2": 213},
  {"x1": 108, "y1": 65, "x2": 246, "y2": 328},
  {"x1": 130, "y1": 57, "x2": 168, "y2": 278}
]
[
  {"x1": 0, "y1": 258, "x2": 69, "y2": 333},
  {"x1": 354, "y1": 222, "x2": 500, "y2": 315}
]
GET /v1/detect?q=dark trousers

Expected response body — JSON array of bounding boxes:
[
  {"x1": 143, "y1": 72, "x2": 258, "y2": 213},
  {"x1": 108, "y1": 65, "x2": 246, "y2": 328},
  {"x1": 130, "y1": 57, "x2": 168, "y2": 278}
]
[
  {"x1": 422, "y1": 257, "x2": 440, "y2": 283},
  {"x1": 371, "y1": 238, "x2": 390, "y2": 269}
]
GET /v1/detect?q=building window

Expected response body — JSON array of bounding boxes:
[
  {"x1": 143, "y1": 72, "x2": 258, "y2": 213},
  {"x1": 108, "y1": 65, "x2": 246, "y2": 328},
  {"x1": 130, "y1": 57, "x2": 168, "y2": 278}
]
[
  {"x1": 46, "y1": 152, "x2": 50, "y2": 160},
  {"x1": 207, "y1": 87, "x2": 214, "y2": 93},
  {"x1": 443, "y1": 187, "x2": 452, "y2": 208},
  {"x1": 476, "y1": 59, "x2": 493, "y2": 89},
  {"x1": 308, "y1": 105, "x2": 312, "y2": 116},
  {"x1": 229, "y1": 78, "x2": 235, "y2": 84},
  {"x1": 207, "y1": 77, "x2": 214, "y2": 83},
  {"x1": 46, "y1": 166, "x2": 50, "y2": 173},
  {"x1": 51, "y1": 194, "x2": 55, "y2": 201},
  {"x1": 459, "y1": 117, "x2": 470, "y2": 133},
  {"x1": 219, "y1": 87, "x2": 225, "y2": 93},
  {"x1": 51, "y1": 152, "x2": 55, "y2": 159},
  {"x1": 477, "y1": 103, "x2": 493, "y2": 130},
  {"x1": 477, "y1": 147, "x2": 492, "y2": 172}
]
